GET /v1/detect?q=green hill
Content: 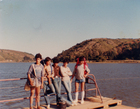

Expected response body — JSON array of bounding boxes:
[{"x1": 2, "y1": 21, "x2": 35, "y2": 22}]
[
  {"x1": 0, "y1": 49, "x2": 34, "y2": 62},
  {"x1": 56, "y1": 38, "x2": 140, "y2": 62}
]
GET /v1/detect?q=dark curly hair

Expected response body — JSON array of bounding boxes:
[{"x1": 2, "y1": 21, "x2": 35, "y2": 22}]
[
  {"x1": 52, "y1": 58, "x2": 59, "y2": 63},
  {"x1": 35, "y1": 53, "x2": 42, "y2": 59},
  {"x1": 79, "y1": 56, "x2": 85, "y2": 61},
  {"x1": 44, "y1": 57, "x2": 51, "y2": 63},
  {"x1": 63, "y1": 58, "x2": 69, "y2": 63}
]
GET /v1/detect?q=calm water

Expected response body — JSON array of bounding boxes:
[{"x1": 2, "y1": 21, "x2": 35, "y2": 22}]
[{"x1": 0, "y1": 62, "x2": 140, "y2": 109}]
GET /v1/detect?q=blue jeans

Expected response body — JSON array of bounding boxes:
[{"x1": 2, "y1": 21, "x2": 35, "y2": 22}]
[
  {"x1": 75, "y1": 78, "x2": 85, "y2": 83},
  {"x1": 52, "y1": 77, "x2": 61, "y2": 103},
  {"x1": 62, "y1": 80, "x2": 73, "y2": 103},
  {"x1": 43, "y1": 81, "x2": 55, "y2": 105},
  {"x1": 61, "y1": 97, "x2": 73, "y2": 106}
]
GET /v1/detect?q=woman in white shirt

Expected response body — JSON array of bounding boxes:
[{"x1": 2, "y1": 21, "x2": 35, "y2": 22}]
[{"x1": 60, "y1": 58, "x2": 73, "y2": 103}]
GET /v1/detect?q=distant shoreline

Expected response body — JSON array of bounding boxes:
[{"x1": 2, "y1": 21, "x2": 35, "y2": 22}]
[
  {"x1": 70, "y1": 60, "x2": 140, "y2": 63},
  {"x1": 87, "y1": 60, "x2": 140, "y2": 63},
  {"x1": 0, "y1": 61, "x2": 35, "y2": 63},
  {"x1": 1, "y1": 60, "x2": 140, "y2": 63}
]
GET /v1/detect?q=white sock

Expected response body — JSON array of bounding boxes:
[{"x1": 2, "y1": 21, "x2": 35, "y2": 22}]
[
  {"x1": 81, "y1": 91, "x2": 85, "y2": 101},
  {"x1": 75, "y1": 92, "x2": 79, "y2": 101},
  {"x1": 47, "y1": 104, "x2": 50, "y2": 108}
]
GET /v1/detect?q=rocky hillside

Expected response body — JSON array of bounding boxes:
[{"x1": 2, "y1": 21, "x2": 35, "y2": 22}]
[
  {"x1": 56, "y1": 38, "x2": 140, "y2": 62},
  {"x1": 0, "y1": 49, "x2": 34, "y2": 62}
]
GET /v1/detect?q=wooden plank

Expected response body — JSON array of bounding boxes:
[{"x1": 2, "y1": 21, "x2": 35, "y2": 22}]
[
  {"x1": 84, "y1": 96, "x2": 122, "y2": 109},
  {"x1": 23, "y1": 96, "x2": 135, "y2": 109},
  {"x1": 108, "y1": 105, "x2": 136, "y2": 109}
]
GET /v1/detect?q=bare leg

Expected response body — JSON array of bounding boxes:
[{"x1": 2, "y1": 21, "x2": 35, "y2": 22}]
[
  {"x1": 35, "y1": 87, "x2": 40, "y2": 108},
  {"x1": 81, "y1": 82, "x2": 85, "y2": 92},
  {"x1": 75, "y1": 82, "x2": 79, "y2": 92},
  {"x1": 30, "y1": 87, "x2": 35, "y2": 109},
  {"x1": 75, "y1": 82, "x2": 79, "y2": 102}
]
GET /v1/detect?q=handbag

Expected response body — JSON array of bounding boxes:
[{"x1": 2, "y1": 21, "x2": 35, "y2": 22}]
[
  {"x1": 24, "y1": 64, "x2": 37, "y2": 91},
  {"x1": 24, "y1": 81, "x2": 31, "y2": 91}
]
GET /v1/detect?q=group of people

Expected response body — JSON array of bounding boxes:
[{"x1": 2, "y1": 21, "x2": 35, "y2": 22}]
[{"x1": 27, "y1": 53, "x2": 90, "y2": 109}]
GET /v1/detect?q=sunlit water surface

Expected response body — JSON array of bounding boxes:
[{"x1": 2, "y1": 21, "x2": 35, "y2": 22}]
[{"x1": 0, "y1": 62, "x2": 140, "y2": 108}]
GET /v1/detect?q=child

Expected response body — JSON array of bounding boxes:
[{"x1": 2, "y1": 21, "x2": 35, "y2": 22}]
[
  {"x1": 52, "y1": 58, "x2": 61, "y2": 105},
  {"x1": 60, "y1": 58, "x2": 73, "y2": 103},
  {"x1": 27, "y1": 53, "x2": 44, "y2": 109},
  {"x1": 43, "y1": 57, "x2": 55, "y2": 109},
  {"x1": 71, "y1": 56, "x2": 90, "y2": 104}
]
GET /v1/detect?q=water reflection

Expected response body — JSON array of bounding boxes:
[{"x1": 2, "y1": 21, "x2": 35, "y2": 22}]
[{"x1": 0, "y1": 63, "x2": 140, "y2": 108}]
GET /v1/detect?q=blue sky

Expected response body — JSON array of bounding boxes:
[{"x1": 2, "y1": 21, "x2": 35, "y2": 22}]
[{"x1": 0, "y1": 0, "x2": 140, "y2": 58}]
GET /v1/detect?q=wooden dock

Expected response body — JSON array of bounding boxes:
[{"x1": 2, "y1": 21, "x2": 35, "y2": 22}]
[{"x1": 23, "y1": 96, "x2": 136, "y2": 109}]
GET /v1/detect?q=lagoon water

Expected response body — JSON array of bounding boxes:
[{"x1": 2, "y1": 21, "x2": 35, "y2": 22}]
[{"x1": 0, "y1": 62, "x2": 140, "y2": 109}]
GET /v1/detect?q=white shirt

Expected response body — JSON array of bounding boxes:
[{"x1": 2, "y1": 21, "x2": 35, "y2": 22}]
[
  {"x1": 44, "y1": 65, "x2": 54, "y2": 81},
  {"x1": 60, "y1": 66, "x2": 72, "y2": 81},
  {"x1": 73, "y1": 64, "x2": 90, "y2": 80}
]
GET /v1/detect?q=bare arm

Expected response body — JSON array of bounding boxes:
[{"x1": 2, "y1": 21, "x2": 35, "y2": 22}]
[
  {"x1": 41, "y1": 67, "x2": 45, "y2": 89},
  {"x1": 27, "y1": 65, "x2": 34, "y2": 86},
  {"x1": 44, "y1": 65, "x2": 52, "y2": 84},
  {"x1": 51, "y1": 67, "x2": 54, "y2": 79},
  {"x1": 67, "y1": 68, "x2": 72, "y2": 76},
  {"x1": 71, "y1": 67, "x2": 76, "y2": 82},
  {"x1": 41, "y1": 76, "x2": 44, "y2": 89},
  {"x1": 84, "y1": 66, "x2": 90, "y2": 77}
]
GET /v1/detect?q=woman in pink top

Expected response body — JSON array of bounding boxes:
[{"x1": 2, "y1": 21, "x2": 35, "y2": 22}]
[{"x1": 71, "y1": 56, "x2": 90, "y2": 105}]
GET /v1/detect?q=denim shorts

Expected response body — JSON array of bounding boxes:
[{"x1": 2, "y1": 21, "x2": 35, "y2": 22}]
[{"x1": 75, "y1": 78, "x2": 85, "y2": 83}]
